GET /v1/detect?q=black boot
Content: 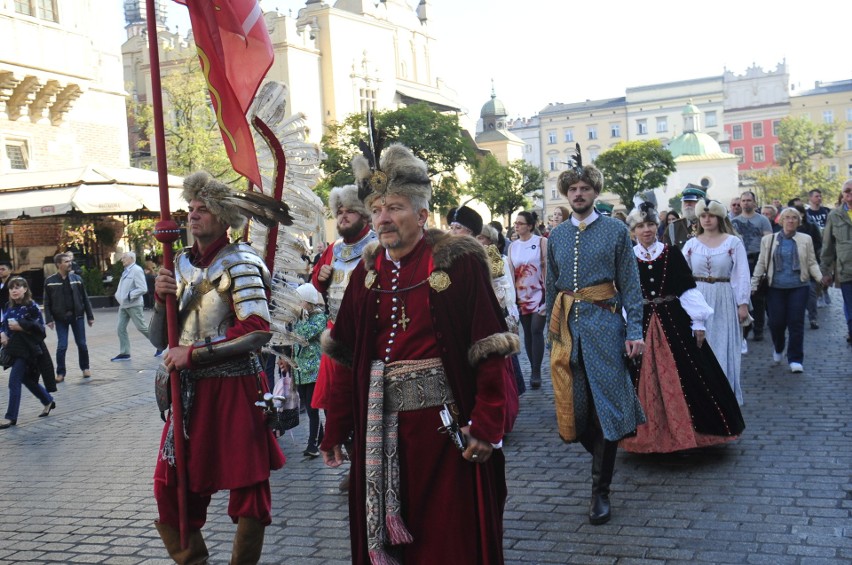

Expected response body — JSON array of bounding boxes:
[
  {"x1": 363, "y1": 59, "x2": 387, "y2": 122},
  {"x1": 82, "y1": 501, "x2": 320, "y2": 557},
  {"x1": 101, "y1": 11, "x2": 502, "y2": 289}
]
[{"x1": 589, "y1": 438, "x2": 617, "y2": 525}]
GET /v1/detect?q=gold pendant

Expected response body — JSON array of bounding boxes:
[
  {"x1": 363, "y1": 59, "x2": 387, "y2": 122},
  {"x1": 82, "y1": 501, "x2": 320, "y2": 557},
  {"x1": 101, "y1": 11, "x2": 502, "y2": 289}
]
[
  {"x1": 578, "y1": 222, "x2": 587, "y2": 232},
  {"x1": 428, "y1": 270, "x2": 451, "y2": 292},
  {"x1": 400, "y1": 304, "x2": 411, "y2": 331},
  {"x1": 364, "y1": 270, "x2": 377, "y2": 289}
]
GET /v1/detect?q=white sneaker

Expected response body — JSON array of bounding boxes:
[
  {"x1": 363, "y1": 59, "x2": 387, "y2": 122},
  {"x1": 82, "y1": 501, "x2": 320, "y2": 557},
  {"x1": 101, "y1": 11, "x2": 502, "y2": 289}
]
[
  {"x1": 789, "y1": 362, "x2": 803, "y2": 373},
  {"x1": 772, "y1": 351, "x2": 783, "y2": 364},
  {"x1": 741, "y1": 338, "x2": 748, "y2": 354}
]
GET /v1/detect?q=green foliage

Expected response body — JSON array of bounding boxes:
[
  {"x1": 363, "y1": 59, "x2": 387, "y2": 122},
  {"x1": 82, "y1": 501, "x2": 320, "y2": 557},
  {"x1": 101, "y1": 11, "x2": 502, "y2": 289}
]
[
  {"x1": 134, "y1": 59, "x2": 240, "y2": 185},
  {"x1": 467, "y1": 156, "x2": 544, "y2": 222},
  {"x1": 759, "y1": 116, "x2": 841, "y2": 202},
  {"x1": 125, "y1": 219, "x2": 161, "y2": 257},
  {"x1": 319, "y1": 104, "x2": 477, "y2": 209},
  {"x1": 81, "y1": 266, "x2": 105, "y2": 297},
  {"x1": 593, "y1": 140, "x2": 677, "y2": 211}
]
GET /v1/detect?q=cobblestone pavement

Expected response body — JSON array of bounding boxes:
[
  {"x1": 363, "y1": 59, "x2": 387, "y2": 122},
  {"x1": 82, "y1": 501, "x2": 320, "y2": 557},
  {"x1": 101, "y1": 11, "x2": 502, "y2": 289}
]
[{"x1": 0, "y1": 296, "x2": 850, "y2": 564}]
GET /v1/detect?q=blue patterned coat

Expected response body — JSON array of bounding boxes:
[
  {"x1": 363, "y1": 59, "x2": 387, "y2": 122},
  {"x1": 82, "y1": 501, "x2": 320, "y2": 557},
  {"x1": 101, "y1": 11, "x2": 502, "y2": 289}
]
[{"x1": 545, "y1": 216, "x2": 645, "y2": 441}]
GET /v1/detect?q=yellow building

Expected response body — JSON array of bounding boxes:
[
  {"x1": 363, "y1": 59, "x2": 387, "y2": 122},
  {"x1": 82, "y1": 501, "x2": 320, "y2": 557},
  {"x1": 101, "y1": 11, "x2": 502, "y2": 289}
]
[{"x1": 789, "y1": 80, "x2": 852, "y2": 187}]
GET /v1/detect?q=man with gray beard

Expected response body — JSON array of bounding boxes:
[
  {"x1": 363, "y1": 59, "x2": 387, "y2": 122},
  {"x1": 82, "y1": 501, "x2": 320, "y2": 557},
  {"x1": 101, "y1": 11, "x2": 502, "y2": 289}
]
[{"x1": 663, "y1": 185, "x2": 705, "y2": 250}]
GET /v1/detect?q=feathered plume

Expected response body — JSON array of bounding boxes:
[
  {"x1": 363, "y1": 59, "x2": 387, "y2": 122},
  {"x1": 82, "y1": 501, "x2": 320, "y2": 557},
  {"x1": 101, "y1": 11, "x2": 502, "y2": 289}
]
[
  {"x1": 221, "y1": 190, "x2": 292, "y2": 228},
  {"x1": 569, "y1": 142, "x2": 583, "y2": 173},
  {"x1": 247, "y1": 81, "x2": 325, "y2": 356},
  {"x1": 354, "y1": 111, "x2": 389, "y2": 202}
]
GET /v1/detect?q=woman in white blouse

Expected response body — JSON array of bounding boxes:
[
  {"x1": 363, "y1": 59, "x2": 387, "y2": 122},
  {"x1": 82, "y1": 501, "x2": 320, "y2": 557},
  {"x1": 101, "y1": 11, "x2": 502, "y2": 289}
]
[{"x1": 682, "y1": 200, "x2": 751, "y2": 405}]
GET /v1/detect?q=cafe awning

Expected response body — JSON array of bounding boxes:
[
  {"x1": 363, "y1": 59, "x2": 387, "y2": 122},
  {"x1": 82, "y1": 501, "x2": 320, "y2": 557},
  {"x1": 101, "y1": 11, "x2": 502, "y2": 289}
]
[{"x1": 0, "y1": 165, "x2": 186, "y2": 220}]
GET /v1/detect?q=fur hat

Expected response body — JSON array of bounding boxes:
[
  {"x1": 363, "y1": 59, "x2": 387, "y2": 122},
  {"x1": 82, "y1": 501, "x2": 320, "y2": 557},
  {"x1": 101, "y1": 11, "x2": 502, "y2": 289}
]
[
  {"x1": 695, "y1": 199, "x2": 727, "y2": 220},
  {"x1": 353, "y1": 143, "x2": 432, "y2": 209},
  {"x1": 627, "y1": 201, "x2": 660, "y2": 229},
  {"x1": 182, "y1": 171, "x2": 246, "y2": 230},
  {"x1": 295, "y1": 283, "x2": 323, "y2": 305},
  {"x1": 446, "y1": 205, "x2": 483, "y2": 235},
  {"x1": 557, "y1": 165, "x2": 604, "y2": 196},
  {"x1": 328, "y1": 184, "x2": 368, "y2": 218},
  {"x1": 479, "y1": 224, "x2": 499, "y2": 244}
]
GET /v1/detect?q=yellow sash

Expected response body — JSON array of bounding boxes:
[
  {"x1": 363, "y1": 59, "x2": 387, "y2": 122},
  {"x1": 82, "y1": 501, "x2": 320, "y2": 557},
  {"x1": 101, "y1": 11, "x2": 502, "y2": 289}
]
[{"x1": 548, "y1": 282, "x2": 617, "y2": 441}]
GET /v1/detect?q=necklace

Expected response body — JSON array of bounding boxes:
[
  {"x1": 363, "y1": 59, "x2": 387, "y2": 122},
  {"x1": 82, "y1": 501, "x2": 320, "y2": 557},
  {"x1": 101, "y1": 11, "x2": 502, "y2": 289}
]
[{"x1": 373, "y1": 244, "x2": 427, "y2": 333}]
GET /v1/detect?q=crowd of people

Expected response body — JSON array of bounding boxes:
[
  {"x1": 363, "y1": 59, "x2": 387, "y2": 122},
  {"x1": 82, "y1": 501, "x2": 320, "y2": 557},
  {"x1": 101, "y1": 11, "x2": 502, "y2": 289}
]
[{"x1": 2, "y1": 144, "x2": 850, "y2": 563}]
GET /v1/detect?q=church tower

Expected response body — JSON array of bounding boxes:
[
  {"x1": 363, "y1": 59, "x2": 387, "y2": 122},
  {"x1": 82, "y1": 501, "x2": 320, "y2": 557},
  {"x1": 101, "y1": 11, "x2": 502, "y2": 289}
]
[{"x1": 124, "y1": 0, "x2": 168, "y2": 38}]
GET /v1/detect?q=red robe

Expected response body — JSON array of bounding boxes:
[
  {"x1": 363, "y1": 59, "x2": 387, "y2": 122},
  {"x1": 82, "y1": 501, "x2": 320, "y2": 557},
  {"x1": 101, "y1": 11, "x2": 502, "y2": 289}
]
[
  {"x1": 154, "y1": 234, "x2": 285, "y2": 495},
  {"x1": 322, "y1": 231, "x2": 517, "y2": 565}
]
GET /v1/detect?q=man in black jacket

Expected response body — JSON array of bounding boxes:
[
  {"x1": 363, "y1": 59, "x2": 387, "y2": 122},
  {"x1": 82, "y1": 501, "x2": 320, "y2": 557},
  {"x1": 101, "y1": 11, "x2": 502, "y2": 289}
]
[
  {"x1": 43, "y1": 252, "x2": 94, "y2": 381},
  {"x1": 0, "y1": 260, "x2": 13, "y2": 314}
]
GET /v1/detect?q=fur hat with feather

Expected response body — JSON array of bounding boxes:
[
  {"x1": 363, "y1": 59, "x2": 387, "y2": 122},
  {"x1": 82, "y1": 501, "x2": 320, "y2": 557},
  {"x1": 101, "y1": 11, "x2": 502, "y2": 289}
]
[
  {"x1": 353, "y1": 143, "x2": 432, "y2": 209},
  {"x1": 557, "y1": 143, "x2": 604, "y2": 195},
  {"x1": 182, "y1": 171, "x2": 291, "y2": 231}
]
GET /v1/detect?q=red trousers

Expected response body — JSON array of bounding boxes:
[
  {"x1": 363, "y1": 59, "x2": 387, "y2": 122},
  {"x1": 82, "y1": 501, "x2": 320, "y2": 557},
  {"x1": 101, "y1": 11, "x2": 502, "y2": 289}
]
[{"x1": 154, "y1": 479, "x2": 272, "y2": 530}]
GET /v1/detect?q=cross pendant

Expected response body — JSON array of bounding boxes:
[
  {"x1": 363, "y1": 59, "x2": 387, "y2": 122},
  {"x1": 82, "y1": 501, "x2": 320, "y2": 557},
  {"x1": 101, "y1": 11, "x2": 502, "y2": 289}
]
[{"x1": 400, "y1": 304, "x2": 411, "y2": 331}]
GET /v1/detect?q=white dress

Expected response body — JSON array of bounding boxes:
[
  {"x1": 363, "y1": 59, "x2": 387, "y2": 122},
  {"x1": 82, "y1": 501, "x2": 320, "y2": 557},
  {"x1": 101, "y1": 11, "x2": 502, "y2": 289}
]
[{"x1": 682, "y1": 235, "x2": 751, "y2": 405}]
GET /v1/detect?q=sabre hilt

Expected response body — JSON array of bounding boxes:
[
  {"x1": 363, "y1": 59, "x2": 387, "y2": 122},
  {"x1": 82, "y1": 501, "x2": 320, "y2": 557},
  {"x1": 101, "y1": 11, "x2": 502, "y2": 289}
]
[{"x1": 438, "y1": 403, "x2": 467, "y2": 451}]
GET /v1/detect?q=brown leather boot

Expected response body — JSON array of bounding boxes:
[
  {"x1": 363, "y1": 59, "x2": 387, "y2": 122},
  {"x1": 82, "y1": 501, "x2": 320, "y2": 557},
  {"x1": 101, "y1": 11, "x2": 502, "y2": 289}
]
[
  {"x1": 230, "y1": 517, "x2": 265, "y2": 565},
  {"x1": 154, "y1": 521, "x2": 209, "y2": 565}
]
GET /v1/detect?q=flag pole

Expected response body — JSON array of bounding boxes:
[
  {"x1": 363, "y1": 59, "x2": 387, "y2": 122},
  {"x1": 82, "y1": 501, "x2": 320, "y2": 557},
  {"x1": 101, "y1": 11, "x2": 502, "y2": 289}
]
[{"x1": 144, "y1": 0, "x2": 190, "y2": 549}]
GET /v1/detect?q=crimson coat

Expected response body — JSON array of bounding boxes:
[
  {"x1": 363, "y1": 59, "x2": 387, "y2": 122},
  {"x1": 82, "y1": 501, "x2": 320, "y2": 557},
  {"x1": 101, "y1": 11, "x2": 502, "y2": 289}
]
[{"x1": 321, "y1": 230, "x2": 518, "y2": 565}]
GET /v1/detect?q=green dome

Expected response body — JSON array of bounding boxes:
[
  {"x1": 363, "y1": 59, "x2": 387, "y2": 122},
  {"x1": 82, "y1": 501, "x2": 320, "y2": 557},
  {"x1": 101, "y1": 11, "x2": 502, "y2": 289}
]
[
  {"x1": 682, "y1": 102, "x2": 700, "y2": 115},
  {"x1": 668, "y1": 132, "x2": 722, "y2": 158},
  {"x1": 480, "y1": 94, "x2": 507, "y2": 119}
]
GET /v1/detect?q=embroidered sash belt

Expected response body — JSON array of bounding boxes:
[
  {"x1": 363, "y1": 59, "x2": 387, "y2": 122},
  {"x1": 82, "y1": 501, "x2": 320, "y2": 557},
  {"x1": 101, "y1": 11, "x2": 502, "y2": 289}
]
[
  {"x1": 548, "y1": 282, "x2": 617, "y2": 441},
  {"x1": 642, "y1": 295, "x2": 678, "y2": 305},
  {"x1": 694, "y1": 276, "x2": 730, "y2": 283},
  {"x1": 366, "y1": 358, "x2": 454, "y2": 564},
  {"x1": 161, "y1": 354, "x2": 263, "y2": 467}
]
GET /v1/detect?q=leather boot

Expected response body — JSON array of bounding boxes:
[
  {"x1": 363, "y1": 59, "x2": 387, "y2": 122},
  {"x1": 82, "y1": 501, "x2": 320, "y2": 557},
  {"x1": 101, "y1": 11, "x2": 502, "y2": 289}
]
[
  {"x1": 154, "y1": 521, "x2": 209, "y2": 565},
  {"x1": 589, "y1": 438, "x2": 617, "y2": 525},
  {"x1": 230, "y1": 517, "x2": 265, "y2": 565}
]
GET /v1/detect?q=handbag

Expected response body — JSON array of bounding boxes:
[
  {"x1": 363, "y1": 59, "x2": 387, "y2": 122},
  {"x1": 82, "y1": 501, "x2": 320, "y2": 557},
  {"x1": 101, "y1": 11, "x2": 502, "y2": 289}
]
[
  {"x1": 753, "y1": 274, "x2": 769, "y2": 297},
  {"x1": 752, "y1": 236, "x2": 776, "y2": 298},
  {"x1": 273, "y1": 370, "x2": 300, "y2": 432},
  {"x1": 0, "y1": 344, "x2": 11, "y2": 368}
]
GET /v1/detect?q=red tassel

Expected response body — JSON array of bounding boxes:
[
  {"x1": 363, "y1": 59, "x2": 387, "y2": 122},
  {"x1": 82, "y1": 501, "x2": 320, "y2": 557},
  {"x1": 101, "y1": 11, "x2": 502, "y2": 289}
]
[
  {"x1": 385, "y1": 514, "x2": 414, "y2": 545},
  {"x1": 369, "y1": 549, "x2": 401, "y2": 565}
]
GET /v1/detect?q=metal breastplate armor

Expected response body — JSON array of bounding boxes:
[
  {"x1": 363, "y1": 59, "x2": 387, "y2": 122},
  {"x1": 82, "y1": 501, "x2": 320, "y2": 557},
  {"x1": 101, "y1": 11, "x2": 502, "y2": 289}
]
[
  {"x1": 175, "y1": 242, "x2": 272, "y2": 347},
  {"x1": 327, "y1": 230, "x2": 377, "y2": 321}
]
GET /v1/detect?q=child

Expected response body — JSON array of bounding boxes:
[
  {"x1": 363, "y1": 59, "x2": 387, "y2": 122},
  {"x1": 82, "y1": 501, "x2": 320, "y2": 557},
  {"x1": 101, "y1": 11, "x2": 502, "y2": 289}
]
[
  {"x1": 284, "y1": 283, "x2": 328, "y2": 457},
  {"x1": 0, "y1": 277, "x2": 55, "y2": 429}
]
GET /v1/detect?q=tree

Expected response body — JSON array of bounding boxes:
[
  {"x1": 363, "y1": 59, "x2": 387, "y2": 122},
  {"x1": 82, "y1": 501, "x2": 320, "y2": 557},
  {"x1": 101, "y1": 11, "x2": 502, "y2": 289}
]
[
  {"x1": 317, "y1": 103, "x2": 477, "y2": 209},
  {"x1": 754, "y1": 116, "x2": 840, "y2": 202},
  {"x1": 134, "y1": 59, "x2": 239, "y2": 184},
  {"x1": 467, "y1": 156, "x2": 545, "y2": 223},
  {"x1": 593, "y1": 140, "x2": 677, "y2": 211}
]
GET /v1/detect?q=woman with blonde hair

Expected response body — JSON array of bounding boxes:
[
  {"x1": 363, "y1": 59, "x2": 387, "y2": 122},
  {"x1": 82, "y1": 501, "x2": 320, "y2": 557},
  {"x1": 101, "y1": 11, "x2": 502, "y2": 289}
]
[
  {"x1": 682, "y1": 200, "x2": 751, "y2": 405},
  {"x1": 751, "y1": 207, "x2": 822, "y2": 373}
]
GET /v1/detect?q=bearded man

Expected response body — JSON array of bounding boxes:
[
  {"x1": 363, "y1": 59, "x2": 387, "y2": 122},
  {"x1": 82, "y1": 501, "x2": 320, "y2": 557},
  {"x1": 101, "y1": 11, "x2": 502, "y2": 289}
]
[{"x1": 663, "y1": 185, "x2": 705, "y2": 250}]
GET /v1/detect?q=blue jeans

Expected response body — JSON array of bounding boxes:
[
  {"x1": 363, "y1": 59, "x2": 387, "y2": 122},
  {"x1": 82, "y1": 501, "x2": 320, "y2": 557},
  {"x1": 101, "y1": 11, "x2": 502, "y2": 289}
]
[
  {"x1": 766, "y1": 285, "x2": 809, "y2": 364},
  {"x1": 54, "y1": 316, "x2": 90, "y2": 376},
  {"x1": 5, "y1": 357, "x2": 53, "y2": 421}
]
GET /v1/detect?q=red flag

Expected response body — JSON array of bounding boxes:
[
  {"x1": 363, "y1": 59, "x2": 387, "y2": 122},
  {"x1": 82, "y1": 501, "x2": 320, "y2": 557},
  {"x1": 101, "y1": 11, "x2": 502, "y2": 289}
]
[{"x1": 176, "y1": 0, "x2": 273, "y2": 186}]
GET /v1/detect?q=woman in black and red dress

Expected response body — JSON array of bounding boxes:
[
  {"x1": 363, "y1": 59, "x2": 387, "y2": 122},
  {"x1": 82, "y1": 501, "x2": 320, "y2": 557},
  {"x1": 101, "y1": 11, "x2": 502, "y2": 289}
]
[{"x1": 621, "y1": 202, "x2": 744, "y2": 453}]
